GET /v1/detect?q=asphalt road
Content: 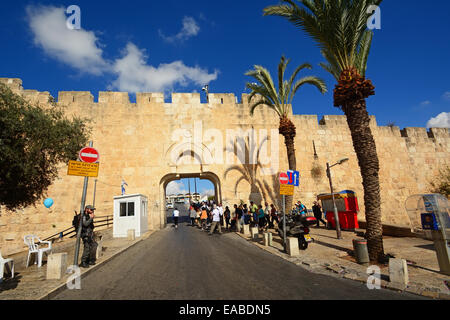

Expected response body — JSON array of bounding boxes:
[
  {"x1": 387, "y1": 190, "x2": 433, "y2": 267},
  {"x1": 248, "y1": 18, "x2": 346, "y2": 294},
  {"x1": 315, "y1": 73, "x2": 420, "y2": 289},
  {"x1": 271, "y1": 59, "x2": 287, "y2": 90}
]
[{"x1": 54, "y1": 205, "x2": 424, "y2": 300}]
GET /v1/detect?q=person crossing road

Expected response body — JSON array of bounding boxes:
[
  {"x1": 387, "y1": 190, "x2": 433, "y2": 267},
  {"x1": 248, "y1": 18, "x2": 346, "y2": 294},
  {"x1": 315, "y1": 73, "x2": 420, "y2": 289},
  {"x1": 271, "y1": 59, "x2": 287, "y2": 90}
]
[{"x1": 173, "y1": 207, "x2": 180, "y2": 229}]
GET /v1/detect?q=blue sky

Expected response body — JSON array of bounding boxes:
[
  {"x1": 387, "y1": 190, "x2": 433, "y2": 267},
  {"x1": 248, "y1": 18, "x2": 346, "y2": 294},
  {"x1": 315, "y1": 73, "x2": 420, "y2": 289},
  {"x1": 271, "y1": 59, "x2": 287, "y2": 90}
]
[
  {"x1": 166, "y1": 179, "x2": 214, "y2": 197},
  {"x1": 0, "y1": 1, "x2": 449, "y2": 129}
]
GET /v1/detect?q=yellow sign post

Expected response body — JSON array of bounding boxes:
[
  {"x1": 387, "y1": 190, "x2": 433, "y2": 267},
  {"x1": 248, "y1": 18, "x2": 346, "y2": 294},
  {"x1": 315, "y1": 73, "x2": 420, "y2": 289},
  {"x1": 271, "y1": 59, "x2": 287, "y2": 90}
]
[
  {"x1": 280, "y1": 184, "x2": 294, "y2": 196},
  {"x1": 68, "y1": 160, "x2": 99, "y2": 178}
]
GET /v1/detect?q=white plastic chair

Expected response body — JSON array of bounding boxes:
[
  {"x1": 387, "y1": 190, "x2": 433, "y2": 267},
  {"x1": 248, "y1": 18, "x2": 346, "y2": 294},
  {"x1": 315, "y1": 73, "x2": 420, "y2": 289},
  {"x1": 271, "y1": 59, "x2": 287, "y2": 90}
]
[
  {"x1": 24, "y1": 235, "x2": 52, "y2": 268},
  {"x1": 0, "y1": 250, "x2": 14, "y2": 283}
]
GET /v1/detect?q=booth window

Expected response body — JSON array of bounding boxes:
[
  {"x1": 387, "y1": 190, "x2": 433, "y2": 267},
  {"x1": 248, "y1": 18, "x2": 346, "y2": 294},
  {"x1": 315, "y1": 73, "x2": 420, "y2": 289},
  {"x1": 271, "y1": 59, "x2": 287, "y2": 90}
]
[{"x1": 120, "y1": 201, "x2": 135, "y2": 217}]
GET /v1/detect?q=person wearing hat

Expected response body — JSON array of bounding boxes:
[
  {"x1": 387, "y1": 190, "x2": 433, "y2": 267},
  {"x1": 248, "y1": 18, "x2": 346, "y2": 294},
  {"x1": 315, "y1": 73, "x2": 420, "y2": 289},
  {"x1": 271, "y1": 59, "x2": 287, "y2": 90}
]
[{"x1": 80, "y1": 205, "x2": 98, "y2": 268}]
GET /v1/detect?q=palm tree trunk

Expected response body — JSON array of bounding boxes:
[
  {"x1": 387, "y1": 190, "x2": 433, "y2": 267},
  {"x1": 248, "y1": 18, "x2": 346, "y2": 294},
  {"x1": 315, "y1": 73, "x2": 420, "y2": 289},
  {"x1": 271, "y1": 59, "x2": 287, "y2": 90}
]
[
  {"x1": 343, "y1": 100, "x2": 384, "y2": 262},
  {"x1": 279, "y1": 116, "x2": 297, "y2": 214}
]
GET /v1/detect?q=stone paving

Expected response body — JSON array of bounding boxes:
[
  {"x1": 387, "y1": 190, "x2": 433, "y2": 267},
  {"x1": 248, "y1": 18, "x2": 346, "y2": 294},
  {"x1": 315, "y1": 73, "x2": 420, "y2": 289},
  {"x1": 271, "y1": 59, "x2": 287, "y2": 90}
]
[
  {"x1": 236, "y1": 226, "x2": 450, "y2": 300},
  {"x1": 0, "y1": 229, "x2": 154, "y2": 300}
]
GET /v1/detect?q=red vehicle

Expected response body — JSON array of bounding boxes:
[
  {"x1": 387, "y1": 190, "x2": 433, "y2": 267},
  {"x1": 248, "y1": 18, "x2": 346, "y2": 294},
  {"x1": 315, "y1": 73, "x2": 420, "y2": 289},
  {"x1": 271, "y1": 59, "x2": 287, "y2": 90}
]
[{"x1": 317, "y1": 190, "x2": 360, "y2": 231}]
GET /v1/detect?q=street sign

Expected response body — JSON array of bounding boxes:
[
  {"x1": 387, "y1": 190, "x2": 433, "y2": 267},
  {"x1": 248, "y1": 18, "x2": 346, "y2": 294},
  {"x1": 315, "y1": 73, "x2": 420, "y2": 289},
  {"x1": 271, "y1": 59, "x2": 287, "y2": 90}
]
[
  {"x1": 68, "y1": 160, "x2": 99, "y2": 178},
  {"x1": 280, "y1": 184, "x2": 294, "y2": 196},
  {"x1": 79, "y1": 147, "x2": 100, "y2": 163},
  {"x1": 279, "y1": 173, "x2": 289, "y2": 185},
  {"x1": 287, "y1": 170, "x2": 300, "y2": 187}
]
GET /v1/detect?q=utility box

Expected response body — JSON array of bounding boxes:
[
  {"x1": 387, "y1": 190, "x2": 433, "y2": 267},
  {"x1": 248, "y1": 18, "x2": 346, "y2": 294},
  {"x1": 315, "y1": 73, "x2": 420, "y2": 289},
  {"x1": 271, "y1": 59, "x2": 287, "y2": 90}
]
[
  {"x1": 317, "y1": 190, "x2": 360, "y2": 231},
  {"x1": 405, "y1": 194, "x2": 450, "y2": 275},
  {"x1": 113, "y1": 194, "x2": 148, "y2": 238}
]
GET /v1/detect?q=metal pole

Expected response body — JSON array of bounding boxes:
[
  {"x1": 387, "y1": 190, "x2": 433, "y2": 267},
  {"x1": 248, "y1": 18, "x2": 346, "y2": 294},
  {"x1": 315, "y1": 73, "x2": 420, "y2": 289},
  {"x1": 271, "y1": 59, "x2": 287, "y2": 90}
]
[
  {"x1": 93, "y1": 179, "x2": 97, "y2": 208},
  {"x1": 283, "y1": 194, "x2": 287, "y2": 252},
  {"x1": 327, "y1": 163, "x2": 342, "y2": 239},
  {"x1": 73, "y1": 141, "x2": 93, "y2": 266}
]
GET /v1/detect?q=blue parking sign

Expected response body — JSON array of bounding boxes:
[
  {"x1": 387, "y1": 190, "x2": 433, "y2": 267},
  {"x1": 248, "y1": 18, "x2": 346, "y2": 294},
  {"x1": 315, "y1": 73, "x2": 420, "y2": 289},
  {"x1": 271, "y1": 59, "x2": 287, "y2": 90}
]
[{"x1": 287, "y1": 170, "x2": 300, "y2": 187}]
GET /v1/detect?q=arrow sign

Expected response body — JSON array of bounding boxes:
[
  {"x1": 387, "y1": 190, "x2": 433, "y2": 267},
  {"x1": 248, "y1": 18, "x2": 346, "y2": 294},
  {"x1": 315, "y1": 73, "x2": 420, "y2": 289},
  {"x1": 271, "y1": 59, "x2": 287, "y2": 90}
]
[
  {"x1": 279, "y1": 172, "x2": 289, "y2": 185},
  {"x1": 287, "y1": 170, "x2": 300, "y2": 187},
  {"x1": 79, "y1": 147, "x2": 100, "y2": 164}
]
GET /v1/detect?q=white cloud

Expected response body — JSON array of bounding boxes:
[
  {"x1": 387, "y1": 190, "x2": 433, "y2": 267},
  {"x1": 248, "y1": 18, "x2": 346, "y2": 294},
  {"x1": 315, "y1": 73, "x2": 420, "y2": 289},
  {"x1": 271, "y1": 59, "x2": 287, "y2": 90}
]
[
  {"x1": 166, "y1": 181, "x2": 187, "y2": 196},
  {"x1": 26, "y1": 5, "x2": 108, "y2": 75},
  {"x1": 201, "y1": 189, "x2": 215, "y2": 197},
  {"x1": 159, "y1": 17, "x2": 200, "y2": 43},
  {"x1": 26, "y1": 6, "x2": 218, "y2": 93},
  {"x1": 443, "y1": 91, "x2": 450, "y2": 101},
  {"x1": 110, "y1": 43, "x2": 218, "y2": 93},
  {"x1": 427, "y1": 112, "x2": 450, "y2": 128},
  {"x1": 420, "y1": 100, "x2": 431, "y2": 106}
]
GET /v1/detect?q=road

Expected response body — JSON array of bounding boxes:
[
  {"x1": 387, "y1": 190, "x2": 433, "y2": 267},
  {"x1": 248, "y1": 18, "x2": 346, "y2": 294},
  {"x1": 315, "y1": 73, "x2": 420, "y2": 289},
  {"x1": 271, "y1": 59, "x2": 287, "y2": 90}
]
[{"x1": 54, "y1": 205, "x2": 423, "y2": 300}]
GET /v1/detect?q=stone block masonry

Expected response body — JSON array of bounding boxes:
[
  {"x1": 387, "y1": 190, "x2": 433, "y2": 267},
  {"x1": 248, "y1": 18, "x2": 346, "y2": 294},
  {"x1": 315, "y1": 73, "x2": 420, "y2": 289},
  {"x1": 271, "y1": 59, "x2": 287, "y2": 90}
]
[{"x1": 0, "y1": 77, "x2": 449, "y2": 255}]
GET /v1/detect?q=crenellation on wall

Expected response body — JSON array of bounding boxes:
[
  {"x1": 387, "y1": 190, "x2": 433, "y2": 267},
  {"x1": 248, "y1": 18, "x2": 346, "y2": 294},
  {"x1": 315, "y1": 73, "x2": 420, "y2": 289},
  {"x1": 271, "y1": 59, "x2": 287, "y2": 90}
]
[
  {"x1": 320, "y1": 115, "x2": 348, "y2": 127},
  {"x1": 58, "y1": 91, "x2": 94, "y2": 104},
  {"x1": 98, "y1": 91, "x2": 130, "y2": 104},
  {"x1": 136, "y1": 93, "x2": 165, "y2": 104},
  {"x1": 401, "y1": 127, "x2": 430, "y2": 140},
  {"x1": 209, "y1": 93, "x2": 236, "y2": 105},
  {"x1": 171, "y1": 93, "x2": 201, "y2": 105},
  {"x1": 429, "y1": 128, "x2": 450, "y2": 140},
  {"x1": 0, "y1": 78, "x2": 23, "y2": 92}
]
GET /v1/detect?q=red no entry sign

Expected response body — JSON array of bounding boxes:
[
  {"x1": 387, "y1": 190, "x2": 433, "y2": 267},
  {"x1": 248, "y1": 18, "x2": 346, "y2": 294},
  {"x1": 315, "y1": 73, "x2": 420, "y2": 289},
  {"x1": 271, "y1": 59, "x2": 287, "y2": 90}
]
[
  {"x1": 279, "y1": 173, "x2": 289, "y2": 185},
  {"x1": 79, "y1": 147, "x2": 100, "y2": 163}
]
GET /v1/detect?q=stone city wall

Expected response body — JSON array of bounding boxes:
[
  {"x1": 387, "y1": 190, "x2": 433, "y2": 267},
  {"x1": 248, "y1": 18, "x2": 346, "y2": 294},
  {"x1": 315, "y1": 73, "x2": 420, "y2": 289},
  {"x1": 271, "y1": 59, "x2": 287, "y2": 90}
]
[{"x1": 0, "y1": 78, "x2": 449, "y2": 255}]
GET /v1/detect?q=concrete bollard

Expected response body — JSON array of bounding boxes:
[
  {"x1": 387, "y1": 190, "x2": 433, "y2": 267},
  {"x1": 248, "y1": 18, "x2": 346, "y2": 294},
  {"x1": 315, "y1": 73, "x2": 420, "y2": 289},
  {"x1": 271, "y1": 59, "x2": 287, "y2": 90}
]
[
  {"x1": 389, "y1": 258, "x2": 409, "y2": 289},
  {"x1": 268, "y1": 233, "x2": 273, "y2": 247},
  {"x1": 251, "y1": 228, "x2": 259, "y2": 241},
  {"x1": 286, "y1": 237, "x2": 299, "y2": 257},
  {"x1": 263, "y1": 233, "x2": 269, "y2": 246},
  {"x1": 46, "y1": 253, "x2": 67, "y2": 280},
  {"x1": 96, "y1": 240, "x2": 103, "y2": 260},
  {"x1": 242, "y1": 225, "x2": 250, "y2": 236},
  {"x1": 127, "y1": 229, "x2": 136, "y2": 241}
]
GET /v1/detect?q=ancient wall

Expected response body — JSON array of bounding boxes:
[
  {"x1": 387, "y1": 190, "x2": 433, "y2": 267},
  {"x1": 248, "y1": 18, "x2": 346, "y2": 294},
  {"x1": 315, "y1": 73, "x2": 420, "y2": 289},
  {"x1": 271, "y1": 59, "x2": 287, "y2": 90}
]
[{"x1": 0, "y1": 78, "x2": 449, "y2": 255}]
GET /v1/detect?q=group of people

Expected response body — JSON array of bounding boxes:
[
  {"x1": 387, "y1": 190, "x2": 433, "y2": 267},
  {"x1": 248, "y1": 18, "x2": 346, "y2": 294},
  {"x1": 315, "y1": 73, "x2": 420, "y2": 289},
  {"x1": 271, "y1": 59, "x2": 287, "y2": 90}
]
[
  {"x1": 184, "y1": 201, "x2": 281, "y2": 234},
  {"x1": 173, "y1": 198, "x2": 328, "y2": 235}
]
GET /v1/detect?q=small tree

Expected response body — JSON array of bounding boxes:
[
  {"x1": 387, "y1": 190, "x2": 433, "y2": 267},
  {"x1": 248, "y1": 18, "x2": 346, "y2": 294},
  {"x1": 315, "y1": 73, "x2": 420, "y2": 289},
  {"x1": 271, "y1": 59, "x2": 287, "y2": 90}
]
[
  {"x1": 430, "y1": 166, "x2": 450, "y2": 198},
  {"x1": 0, "y1": 83, "x2": 90, "y2": 211}
]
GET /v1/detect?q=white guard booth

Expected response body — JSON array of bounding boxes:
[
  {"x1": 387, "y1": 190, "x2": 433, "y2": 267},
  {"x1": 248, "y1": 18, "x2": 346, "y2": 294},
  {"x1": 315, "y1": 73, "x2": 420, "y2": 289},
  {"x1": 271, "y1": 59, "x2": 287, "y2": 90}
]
[{"x1": 113, "y1": 194, "x2": 148, "y2": 238}]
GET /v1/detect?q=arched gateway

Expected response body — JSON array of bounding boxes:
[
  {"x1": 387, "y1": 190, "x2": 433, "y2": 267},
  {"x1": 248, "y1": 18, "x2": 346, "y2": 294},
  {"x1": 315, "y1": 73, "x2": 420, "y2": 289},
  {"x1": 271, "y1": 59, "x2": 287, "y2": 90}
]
[{"x1": 0, "y1": 78, "x2": 449, "y2": 255}]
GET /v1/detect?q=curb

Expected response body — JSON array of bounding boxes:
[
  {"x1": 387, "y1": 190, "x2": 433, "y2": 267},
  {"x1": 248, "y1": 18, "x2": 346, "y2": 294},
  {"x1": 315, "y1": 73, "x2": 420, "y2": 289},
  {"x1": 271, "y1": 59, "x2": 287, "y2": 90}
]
[
  {"x1": 38, "y1": 231, "x2": 154, "y2": 300},
  {"x1": 234, "y1": 231, "x2": 450, "y2": 300}
]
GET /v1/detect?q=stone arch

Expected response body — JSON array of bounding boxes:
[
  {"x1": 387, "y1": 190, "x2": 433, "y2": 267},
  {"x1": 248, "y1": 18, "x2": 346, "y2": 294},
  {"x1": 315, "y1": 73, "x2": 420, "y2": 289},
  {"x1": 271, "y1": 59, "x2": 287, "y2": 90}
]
[{"x1": 158, "y1": 172, "x2": 222, "y2": 229}]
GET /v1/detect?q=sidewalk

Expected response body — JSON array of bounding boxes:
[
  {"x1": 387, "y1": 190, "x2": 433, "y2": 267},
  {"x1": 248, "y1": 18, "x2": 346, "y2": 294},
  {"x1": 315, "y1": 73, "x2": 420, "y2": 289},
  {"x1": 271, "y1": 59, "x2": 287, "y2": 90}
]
[
  {"x1": 0, "y1": 229, "x2": 154, "y2": 300},
  {"x1": 236, "y1": 226, "x2": 450, "y2": 300}
]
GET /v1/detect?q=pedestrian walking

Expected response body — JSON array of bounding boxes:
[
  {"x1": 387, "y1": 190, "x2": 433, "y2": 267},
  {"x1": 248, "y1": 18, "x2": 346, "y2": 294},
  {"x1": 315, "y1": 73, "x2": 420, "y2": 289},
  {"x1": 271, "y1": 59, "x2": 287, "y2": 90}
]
[
  {"x1": 80, "y1": 205, "x2": 98, "y2": 268},
  {"x1": 270, "y1": 204, "x2": 279, "y2": 228},
  {"x1": 190, "y1": 205, "x2": 197, "y2": 226},
  {"x1": 224, "y1": 206, "x2": 231, "y2": 230},
  {"x1": 209, "y1": 205, "x2": 223, "y2": 235},
  {"x1": 312, "y1": 201, "x2": 327, "y2": 227},
  {"x1": 173, "y1": 207, "x2": 180, "y2": 229},
  {"x1": 243, "y1": 204, "x2": 250, "y2": 225},
  {"x1": 236, "y1": 204, "x2": 244, "y2": 232},
  {"x1": 257, "y1": 205, "x2": 266, "y2": 232},
  {"x1": 200, "y1": 204, "x2": 208, "y2": 231},
  {"x1": 264, "y1": 202, "x2": 270, "y2": 227},
  {"x1": 218, "y1": 203, "x2": 224, "y2": 227}
]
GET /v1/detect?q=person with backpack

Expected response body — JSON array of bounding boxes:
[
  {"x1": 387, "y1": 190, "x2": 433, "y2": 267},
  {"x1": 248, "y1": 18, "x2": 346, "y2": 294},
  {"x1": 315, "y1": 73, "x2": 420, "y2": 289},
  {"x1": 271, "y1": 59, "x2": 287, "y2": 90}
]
[
  {"x1": 80, "y1": 205, "x2": 97, "y2": 268},
  {"x1": 72, "y1": 211, "x2": 81, "y2": 233}
]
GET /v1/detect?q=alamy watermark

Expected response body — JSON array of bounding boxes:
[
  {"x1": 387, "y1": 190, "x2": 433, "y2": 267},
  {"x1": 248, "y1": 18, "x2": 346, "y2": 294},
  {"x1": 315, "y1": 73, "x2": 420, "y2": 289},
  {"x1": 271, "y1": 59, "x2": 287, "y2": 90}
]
[
  {"x1": 366, "y1": 265, "x2": 381, "y2": 290},
  {"x1": 367, "y1": 5, "x2": 381, "y2": 30},
  {"x1": 66, "y1": 265, "x2": 81, "y2": 290},
  {"x1": 66, "y1": 5, "x2": 81, "y2": 30},
  {"x1": 170, "y1": 122, "x2": 279, "y2": 176}
]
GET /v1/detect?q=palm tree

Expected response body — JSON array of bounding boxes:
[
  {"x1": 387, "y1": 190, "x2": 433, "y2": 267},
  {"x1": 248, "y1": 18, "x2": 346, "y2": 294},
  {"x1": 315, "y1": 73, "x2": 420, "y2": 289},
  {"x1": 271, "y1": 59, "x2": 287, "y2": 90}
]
[
  {"x1": 245, "y1": 56, "x2": 327, "y2": 212},
  {"x1": 264, "y1": 0, "x2": 385, "y2": 261}
]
